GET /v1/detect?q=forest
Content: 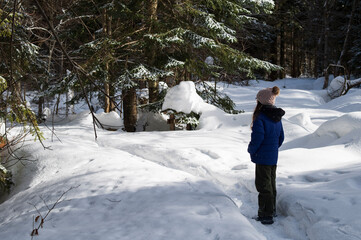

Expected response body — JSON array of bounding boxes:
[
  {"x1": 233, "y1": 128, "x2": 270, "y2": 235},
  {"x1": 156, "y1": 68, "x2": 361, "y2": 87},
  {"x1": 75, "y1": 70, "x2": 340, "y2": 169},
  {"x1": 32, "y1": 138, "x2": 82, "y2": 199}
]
[
  {"x1": 1, "y1": 1, "x2": 361, "y2": 239},
  {"x1": 0, "y1": 0, "x2": 361, "y2": 193}
]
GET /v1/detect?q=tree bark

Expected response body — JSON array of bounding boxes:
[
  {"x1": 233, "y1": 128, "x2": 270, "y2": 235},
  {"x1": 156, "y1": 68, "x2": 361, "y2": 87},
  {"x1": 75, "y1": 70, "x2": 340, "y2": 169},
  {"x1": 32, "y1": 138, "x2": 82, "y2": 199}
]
[
  {"x1": 291, "y1": 27, "x2": 296, "y2": 77},
  {"x1": 278, "y1": 25, "x2": 285, "y2": 79},
  {"x1": 148, "y1": 80, "x2": 159, "y2": 103},
  {"x1": 322, "y1": 0, "x2": 335, "y2": 89},
  {"x1": 102, "y1": 9, "x2": 114, "y2": 113},
  {"x1": 122, "y1": 88, "x2": 137, "y2": 132},
  {"x1": 148, "y1": 0, "x2": 158, "y2": 29},
  {"x1": 268, "y1": 0, "x2": 284, "y2": 80},
  {"x1": 147, "y1": 0, "x2": 159, "y2": 103}
]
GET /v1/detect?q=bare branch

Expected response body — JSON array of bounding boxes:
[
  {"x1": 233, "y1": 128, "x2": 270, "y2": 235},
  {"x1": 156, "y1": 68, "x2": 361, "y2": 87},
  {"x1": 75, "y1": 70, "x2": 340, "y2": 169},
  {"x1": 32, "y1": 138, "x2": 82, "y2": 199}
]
[
  {"x1": 29, "y1": 185, "x2": 80, "y2": 238},
  {"x1": 55, "y1": 14, "x2": 95, "y2": 31}
]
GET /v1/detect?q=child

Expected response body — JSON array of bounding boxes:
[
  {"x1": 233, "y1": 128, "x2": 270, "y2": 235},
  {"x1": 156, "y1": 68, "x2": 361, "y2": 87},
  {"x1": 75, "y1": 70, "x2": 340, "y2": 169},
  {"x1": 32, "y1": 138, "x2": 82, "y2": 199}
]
[{"x1": 247, "y1": 86, "x2": 285, "y2": 225}]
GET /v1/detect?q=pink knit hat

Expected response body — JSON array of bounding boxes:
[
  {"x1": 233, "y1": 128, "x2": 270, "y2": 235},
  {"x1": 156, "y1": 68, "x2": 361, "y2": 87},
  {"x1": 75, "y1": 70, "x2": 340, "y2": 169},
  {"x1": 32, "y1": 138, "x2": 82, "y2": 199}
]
[{"x1": 256, "y1": 86, "x2": 280, "y2": 105}]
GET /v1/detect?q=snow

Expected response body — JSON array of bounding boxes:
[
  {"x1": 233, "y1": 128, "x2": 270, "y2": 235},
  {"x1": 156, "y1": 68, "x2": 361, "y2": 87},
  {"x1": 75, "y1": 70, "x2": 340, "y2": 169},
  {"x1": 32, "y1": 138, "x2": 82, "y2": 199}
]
[
  {"x1": 1, "y1": 78, "x2": 361, "y2": 240},
  {"x1": 95, "y1": 111, "x2": 123, "y2": 129},
  {"x1": 0, "y1": 118, "x2": 4, "y2": 135},
  {"x1": 315, "y1": 112, "x2": 361, "y2": 138},
  {"x1": 327, "y1": 76, "x2": 347, "y2": 98},
  {"x1": 205, "y1": 56, "x2": 214, "y2": 65},
  {"x1": 162, "y1": 81, "x2": 210, "y2": 114}
]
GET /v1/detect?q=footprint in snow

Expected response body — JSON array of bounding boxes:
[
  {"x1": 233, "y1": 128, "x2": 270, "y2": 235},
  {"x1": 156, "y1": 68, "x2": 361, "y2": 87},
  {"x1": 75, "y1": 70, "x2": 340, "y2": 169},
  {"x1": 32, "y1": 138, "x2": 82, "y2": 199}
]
[
  {"x1": 199, "y1": 149, "x2": 220, "y2": 159},
  {"x1": 231, "y1": 164, "x2": 248, "y2": 170}
]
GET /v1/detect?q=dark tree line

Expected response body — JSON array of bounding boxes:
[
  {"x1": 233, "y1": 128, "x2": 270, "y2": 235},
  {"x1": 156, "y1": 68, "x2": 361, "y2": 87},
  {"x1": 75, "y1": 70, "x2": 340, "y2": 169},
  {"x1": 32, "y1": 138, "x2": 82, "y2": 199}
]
[{"x1": 262, "y1": 0, "x2": 361, "y2": 79}]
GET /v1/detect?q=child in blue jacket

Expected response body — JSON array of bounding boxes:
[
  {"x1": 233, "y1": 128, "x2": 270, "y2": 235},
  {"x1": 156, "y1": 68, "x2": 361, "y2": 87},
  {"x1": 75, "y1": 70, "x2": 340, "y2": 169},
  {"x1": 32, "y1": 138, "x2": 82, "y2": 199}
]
[{"x1": 248, "y1": 86, "x2": 285, "y2": 225}]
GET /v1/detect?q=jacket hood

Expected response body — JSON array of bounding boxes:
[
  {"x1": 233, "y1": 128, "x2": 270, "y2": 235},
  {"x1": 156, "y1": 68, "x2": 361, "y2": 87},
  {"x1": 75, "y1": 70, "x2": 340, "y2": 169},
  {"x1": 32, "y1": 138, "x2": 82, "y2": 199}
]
[{"x1": 261, "y1": 105, "x2": 285, "y2": 122}]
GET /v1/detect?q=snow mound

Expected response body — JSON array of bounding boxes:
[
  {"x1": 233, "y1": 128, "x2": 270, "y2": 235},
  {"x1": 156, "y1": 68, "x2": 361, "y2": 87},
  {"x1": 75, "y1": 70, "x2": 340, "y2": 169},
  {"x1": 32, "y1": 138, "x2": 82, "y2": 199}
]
[
  {"x1": 315, "y1": 112, "x2": 361, "y2": 138},
  {"x1": 320, "y1": 89, "x2": 361, "y2": 113},
  {"x1": 282, "y1": 112, "x2": 361, "y2": 150},
  {"x1": 162, "y1": 81, "x2": 205, "y2": 114},
  {"x1": 313, "y1": 77, "x2": 326, "y2": 90},
  {"x1": 288, "y1": 113, "x2": 317, "y2": 132},
  {"x1": 67, "y1": 111, "x2": 94, "y2": 126},
  {"x1": 136, "y1": 110, "x2": 169, "y2": 131},
  {"x1": 95, "y1": 111, "x2": 123, "y2": 129},
  {"x1": 278, "y1": 164, "x2": 361, "y2": 240}
]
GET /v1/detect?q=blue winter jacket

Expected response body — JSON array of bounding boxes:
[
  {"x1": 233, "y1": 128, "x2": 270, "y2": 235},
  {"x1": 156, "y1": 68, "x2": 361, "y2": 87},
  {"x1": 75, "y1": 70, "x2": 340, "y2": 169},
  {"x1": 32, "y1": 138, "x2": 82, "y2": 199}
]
[{"x1": 248, "y1": 106, "x2": 285, "y2": 165}]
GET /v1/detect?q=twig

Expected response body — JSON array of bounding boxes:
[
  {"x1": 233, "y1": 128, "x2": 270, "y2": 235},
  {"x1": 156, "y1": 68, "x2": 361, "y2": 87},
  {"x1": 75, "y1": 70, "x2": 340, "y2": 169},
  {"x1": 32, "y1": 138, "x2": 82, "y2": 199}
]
[
  {"x1": 29, "y1": 185, "x2": 80, "y2": 238},
  {"x1": 42, "y1": 121, "x2": 62, "y2": 144}
]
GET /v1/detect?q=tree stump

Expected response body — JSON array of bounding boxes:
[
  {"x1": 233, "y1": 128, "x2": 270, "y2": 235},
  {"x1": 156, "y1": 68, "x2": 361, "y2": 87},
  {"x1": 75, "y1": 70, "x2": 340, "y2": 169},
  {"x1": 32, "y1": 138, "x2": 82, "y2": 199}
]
[{"x1": 167, "y1": 114, "x2": 176, "y2": 130}]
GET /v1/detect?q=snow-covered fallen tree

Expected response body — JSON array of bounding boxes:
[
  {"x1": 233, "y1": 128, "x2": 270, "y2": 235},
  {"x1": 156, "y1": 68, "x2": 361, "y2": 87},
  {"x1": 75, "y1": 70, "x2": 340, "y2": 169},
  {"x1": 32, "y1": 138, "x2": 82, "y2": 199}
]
[{"x1": 327, "y1": 75, "x2": 361, "y2": 99}]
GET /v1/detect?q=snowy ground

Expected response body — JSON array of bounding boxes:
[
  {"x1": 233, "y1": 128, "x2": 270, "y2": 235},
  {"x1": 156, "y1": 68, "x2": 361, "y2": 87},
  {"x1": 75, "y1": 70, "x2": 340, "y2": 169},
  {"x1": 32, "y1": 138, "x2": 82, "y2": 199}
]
[{"x1": 1, "y1": 78, "x2": 361, "y2": 240}]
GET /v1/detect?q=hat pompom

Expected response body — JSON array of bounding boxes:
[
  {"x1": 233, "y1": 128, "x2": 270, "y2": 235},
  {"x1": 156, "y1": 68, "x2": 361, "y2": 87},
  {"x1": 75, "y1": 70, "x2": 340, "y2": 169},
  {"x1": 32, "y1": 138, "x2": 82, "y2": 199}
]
[{"x1": 272, "y1": 86, "x2": 280, "y2": 96}]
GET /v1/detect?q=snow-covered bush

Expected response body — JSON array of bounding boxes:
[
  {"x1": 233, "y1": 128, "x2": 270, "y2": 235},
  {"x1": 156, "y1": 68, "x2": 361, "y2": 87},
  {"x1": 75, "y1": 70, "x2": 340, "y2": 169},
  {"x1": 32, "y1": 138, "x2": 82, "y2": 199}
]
[{"x1": 162, "y1": 109, "x2": 200, "y2": 130}]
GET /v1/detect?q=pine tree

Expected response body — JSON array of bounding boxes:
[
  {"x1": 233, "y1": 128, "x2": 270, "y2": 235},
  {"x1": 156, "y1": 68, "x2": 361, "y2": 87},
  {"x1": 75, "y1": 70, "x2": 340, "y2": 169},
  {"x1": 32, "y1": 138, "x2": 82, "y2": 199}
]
[
  {"x1": 145, "y1": 0, "x2": 281, "y2": 81},
  {"x1": 0, "y1": 1, "x2": 47, "y2": 193}
]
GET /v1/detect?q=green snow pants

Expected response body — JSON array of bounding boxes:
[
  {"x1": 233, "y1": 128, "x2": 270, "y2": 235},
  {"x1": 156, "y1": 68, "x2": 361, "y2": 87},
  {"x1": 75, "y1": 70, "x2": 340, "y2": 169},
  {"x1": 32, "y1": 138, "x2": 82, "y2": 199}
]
[{"x1": 255, "y1": 164, "x2": 277, "y2": 218}]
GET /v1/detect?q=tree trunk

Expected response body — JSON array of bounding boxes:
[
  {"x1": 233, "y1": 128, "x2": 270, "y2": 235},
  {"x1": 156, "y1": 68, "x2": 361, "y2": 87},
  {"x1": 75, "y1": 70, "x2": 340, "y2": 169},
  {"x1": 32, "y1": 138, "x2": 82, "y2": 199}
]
[
  {"x1": 148, "y1": 0, "x2": 158, "y2": 28},
  {"x1": 323, "y1": 7, "x2": 329, "y2": 71},
  {"x1": 291, "y1": 29, "x2": 301, "y2": 78},
  {"x1": 148, "y1": 80, "x2": 159, "y2": 103},
  {"x1": 269, "y1": 0, "x2": 281, "y2": 80},
  {"x1": 291, "y1": 28, "x2": 296, "y2": 77},
  {"x1": 322, "y1": 0, "x2": 334, "y2": 89},
  {"x1": 278, "y1": 25, "x2": 286, "y2": 79},
  {"x1": 104, "y1": 76, "x2": 111, "y2": 113},
  {"x1": 122, "y1": 88, "x2": 137, "y2": 132},
  {"x1": 66, "y1": 88, "x2": 74, "y2": 117},
  {"x1": 38, "y1": 96, "x2": 44, "y2": 120},
  {"x1": 102, "y1": 9, "x2": 114, "y2": 112},
  {"x1": 147, "y1": 0, "x2": 159, "y2": 103},
  {"x1": 56, "y1": 52, "x2": 64, "y2": 115}
]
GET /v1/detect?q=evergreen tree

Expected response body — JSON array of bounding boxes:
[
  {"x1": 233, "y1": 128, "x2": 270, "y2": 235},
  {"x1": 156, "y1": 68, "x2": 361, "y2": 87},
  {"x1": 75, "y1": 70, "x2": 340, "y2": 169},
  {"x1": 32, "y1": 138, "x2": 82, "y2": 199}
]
[
  {"x1": 145, "y1": 0, "x2": 281, "y2": 81},
  {"x1": 0, "y1": 0, "x2": 46, "y2": 193}
]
